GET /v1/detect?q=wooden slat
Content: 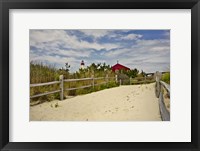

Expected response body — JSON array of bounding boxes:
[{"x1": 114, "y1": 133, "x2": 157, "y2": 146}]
[
  {"x1": 94, "y1": 77, "x2": 104, "y2": 80},
  {"x1": 65, "y1": 85, "x2": 92, "y2": 91},
  {"x1": 30, "y1": 81, "x2": 60, "y2": 87},
  {"x1": 64, "y1": 78, "x2": 92, "y2": 82},
  {"x1": 30, "y1": 90, "x2": 61, "y2": 99},
  {"x1": 160, "y1": 81, "x2": 170, "y2": 95},
  {"x1": 159, "y1": 91, "x2": 170, "y2": 121},
  {"x1": 131, "y1": 80, "x2": 155, "y2": 85}
]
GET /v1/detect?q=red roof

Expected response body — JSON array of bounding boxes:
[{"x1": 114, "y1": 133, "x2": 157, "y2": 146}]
[{"x1": 111, "y1": 63, "x2": 130, "y2": 72}]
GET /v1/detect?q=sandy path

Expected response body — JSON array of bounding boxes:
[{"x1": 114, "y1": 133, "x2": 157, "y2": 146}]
[{"x1": 30, "y1": 83, "x2": 161, "y2": 121}]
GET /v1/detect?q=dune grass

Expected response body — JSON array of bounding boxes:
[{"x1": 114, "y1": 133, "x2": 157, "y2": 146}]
[
  {"x1": 30, "y1": 62, "x2": 118, "y2": 105},
  {"x1": 161, "y1": 72, "x2": 170, "y2": 84}
]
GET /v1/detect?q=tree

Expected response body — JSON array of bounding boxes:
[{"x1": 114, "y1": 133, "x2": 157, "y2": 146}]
[
  {"x1": 137, "y1": 70, "x2": 146, "y2": 77},
  {"x1": 141, "y1": 70, "x2": 146, "y2": 77},
  {"x1": 122, "y1": 68, "x2": 139, "y2": 78}
]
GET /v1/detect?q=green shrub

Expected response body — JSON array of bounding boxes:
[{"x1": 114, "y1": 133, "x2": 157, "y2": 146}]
[
  {"x1": 161, "y1": 72, "x2": 170, "y2": 84},
  {"x1": 117, "y1": 73, "x2": 130, "y2": 85},
  {"x1": 107, "y1": 81, "x2": 118, "y2": 88},
  {"x1": 30, "y1": 61, "x2": 129, "y2": 104}
]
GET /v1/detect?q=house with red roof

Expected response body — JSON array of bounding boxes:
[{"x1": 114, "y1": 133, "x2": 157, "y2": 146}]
[{"x1": 111, "y1": 61, "x2": 130, "y2": 73}]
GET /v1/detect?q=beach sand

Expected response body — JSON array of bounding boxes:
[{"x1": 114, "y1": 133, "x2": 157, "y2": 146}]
[{"x1": 30, "y1": 83, "x2": 161, "y2": 121}]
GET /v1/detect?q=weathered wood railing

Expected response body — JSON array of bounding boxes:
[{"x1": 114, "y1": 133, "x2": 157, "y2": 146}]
[
  {"x1": 30, "y1": 81, "x2": 61, "y2": 99},
  {"x1": 30, "y1": 75, "x2": 116, "y2": 100},
  {"x1": 129, "y1": 76, "x2": 155, "y2": 85},
  {"x1": 155, "y1": 72, "x2": 170, "y2": 121}
]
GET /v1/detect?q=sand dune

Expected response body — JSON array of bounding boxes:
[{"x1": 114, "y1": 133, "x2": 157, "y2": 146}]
[{"x1": 30, "y1": 83, "x2": 161, "y2": 121}]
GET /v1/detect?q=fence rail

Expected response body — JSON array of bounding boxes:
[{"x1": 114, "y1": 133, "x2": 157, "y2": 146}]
[
  {"x1": 65, "y1": 85, "x2": 92, "y2": 91},
  {"x1": 30, "y1": 90, "x2": 61, "y2": 99},
  {"x1": 64, "y1": 77, "x2": 92, "y2": 82},
  {"x1": 129, "y1": 76, "x2": 155, "y2": 85},
  {"x1": 155, "y1": 71, "x2": 170, "y2": 121},
  {"x1": 160, "y1": 81, "x2": 170, "y2": 96},
  {"x1": 30, "y1": 81, "x2": 60, "y2": 87},
  {"x1": 30, "y1": 71, "x2": 170, "y2": 121},
  {"x1": 94, "y1": 82, "x2": 107, "y2": 86},
  {"x1": 30, "y1": 74, "x2": 116, "y2": 100}
]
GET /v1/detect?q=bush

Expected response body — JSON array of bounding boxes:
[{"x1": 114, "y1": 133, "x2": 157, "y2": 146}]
[
  {"x1": 117, "y1": 73, "x2": 130, "y2": 85},
  {"x1": 107, "y1": 81, "x2": 118, "y2": 88},
  {"x1": 161, "y1": 72, "x2": 170, "y2": 84},
  {"x1": 67, "y1": 90, "x2": 76, "y2": 96},
  {"x1": 30, "y1": 61, "x2": 128, "y2": 104}
]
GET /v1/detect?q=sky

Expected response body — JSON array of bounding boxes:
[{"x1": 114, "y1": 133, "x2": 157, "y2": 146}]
[{"x1": 30, "y1": 29, "x2": 170, "y2": 73}]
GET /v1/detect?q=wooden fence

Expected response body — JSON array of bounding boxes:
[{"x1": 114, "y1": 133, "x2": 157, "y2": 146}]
[
  {"x1": 30, "y1": 71, "x2": 170, "y2": 121},
  {"x1": 30, "y1": 75, "x2": 116, "y2": 100},
  {"x1": 155, "y1": 71, "x2": 170, "y2": 121},
  {"x1": 130, "y1": 76, "x2": 155, "y2": 85}
]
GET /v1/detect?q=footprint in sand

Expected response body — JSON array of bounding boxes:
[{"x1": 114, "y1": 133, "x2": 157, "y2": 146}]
[
  {"x1": 105, "y1": 110, "x2": 112, "y2": 113},
  {"x1": 123, "y1": 108, "x2": 129, "y2": 112},
  {"x1": 126, "y1": 96, "x2": 130, "y2": 101},
  {"x1": 108, "y1": 110, "x2": 111, "y2": 112}
]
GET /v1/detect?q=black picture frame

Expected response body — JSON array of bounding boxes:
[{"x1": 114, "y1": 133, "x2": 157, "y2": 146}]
[{"x1": 0, "y1": 0, "x2": 199, "y2": 151}]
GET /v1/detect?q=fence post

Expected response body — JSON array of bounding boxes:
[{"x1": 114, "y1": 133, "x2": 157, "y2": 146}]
[
  {"x1": 115, "y1": 74, "x2": 118, "y2": 83},
  {"x1": 59, "y1": 75, "x2": 64, "y2": 101},
  {"x1": 120, "y1": 79, "x2": 122, "y2": 86},
  {"x1": 159, "y1": 89, "x2": 170, "y2": 121},
  {"x1": 130, "y1": 77, "x2": 132, "y2": 85},
  {"x1": 155, "y1": 71, "x2": 161, "y2": 98},
  {"x1": 92, "y1": 75, "x2": 94, "y2": 89},
  {"x1": 106, "y1": 74, "x2": 108, "y2": 87}
]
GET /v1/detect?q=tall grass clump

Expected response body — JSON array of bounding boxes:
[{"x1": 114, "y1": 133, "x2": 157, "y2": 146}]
[
  {"x1": 30, "y1": 62, "x2": 61, "y2": 105},
  {"x1": 30, "y1": 62, "x2": 120, "y2": 104},
  {"x1": 30, "y1": 61, "x2": 60, "y2": 83},
  {"x1": 161, "y1": 72, "x2": 170, "y2": 84}
]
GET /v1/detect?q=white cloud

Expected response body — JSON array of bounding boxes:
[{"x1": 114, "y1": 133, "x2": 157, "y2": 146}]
[
  {"x1": 30, "y1": 30, "x2": 170, "y2": 73},
  {"x1": 136, "y1": 39, "x2": 170, "y2": 47},
  {"x1": 30, "y1": 29, "x2": 120, "y2": 51},
  {"x1": 104, "y1": 39, "x2": 169, "y2": 58},
  {"x1": 120, "y1": 33, "x2": 143, "y2": 40},
  {"x1": 150, "y1": 46, "x2": 170, "y2": 52},
  {"x1": 79, "y1": 29, "x2": 110, "y2": 39},
  {"x1": 58, "y1": 49, "x2": 92, "y2": 58},
  {"x1": 78, "y1": 30, "x2": 143, "y2": 41},
  {"x1": 102, "y1": 38, "x2": 170, "y2": 72},
  {"x1": 30, "y1": 53, "x2": 79, "y2": 69},
  {"x1": 73, "y1": 40, "x2": 119, "y2": 51},
  {"x1": 105, "y1": 48, "x2": 131, "y2": 58},
  {"x1": 30, "y1": 30, "x2": 66, "y2": 43}
]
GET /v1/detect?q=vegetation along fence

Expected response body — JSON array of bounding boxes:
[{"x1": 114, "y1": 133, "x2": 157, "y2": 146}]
[
  {"x1": 30, "y1": 71, "x2": 170, "y2": 121},
  {"x1": 30, "y1": 75, "x2": 116, "y2": 100}
]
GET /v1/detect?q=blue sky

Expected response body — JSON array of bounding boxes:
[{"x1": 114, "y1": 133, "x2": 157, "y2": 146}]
[{"x1": 30, "y1": 29, "x2": 170, "y2": 73}]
